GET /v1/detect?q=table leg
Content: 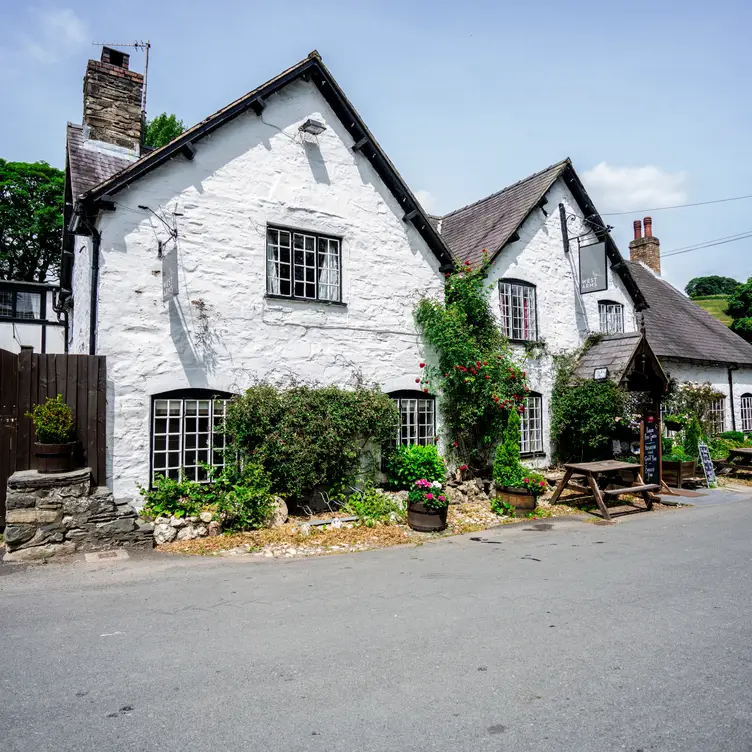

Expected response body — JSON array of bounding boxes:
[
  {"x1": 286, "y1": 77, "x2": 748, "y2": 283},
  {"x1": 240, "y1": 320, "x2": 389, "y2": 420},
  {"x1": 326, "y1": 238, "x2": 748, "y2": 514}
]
[
  {"x1": 587, "y1": 473, "x2": 612, "y2": 521},
  {"x1": 641, "y1": 489, "x2": 654, "y2": 511},
  {"x1": 549, "y1": 468, "x2": 573, "y2": 504}
]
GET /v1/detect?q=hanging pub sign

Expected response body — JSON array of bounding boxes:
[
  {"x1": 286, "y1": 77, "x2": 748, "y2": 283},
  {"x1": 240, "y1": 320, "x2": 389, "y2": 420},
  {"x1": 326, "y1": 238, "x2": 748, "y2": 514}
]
[
  {"x1": 641, "y1": 416, "x2": 661, "y2": 487},
  {"x1": 579, "y1": 241, "x2": 608, "y2": 294},
  {"x1": 162, "y1": 247, "x2": 179, "y2": 302}
]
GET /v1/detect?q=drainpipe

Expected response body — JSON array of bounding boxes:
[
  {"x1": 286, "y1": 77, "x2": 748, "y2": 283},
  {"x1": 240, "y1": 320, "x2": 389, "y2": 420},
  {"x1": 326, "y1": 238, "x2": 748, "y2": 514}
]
[{"x1": 728, "y1": 365, "x2": 738, "y2": 431}]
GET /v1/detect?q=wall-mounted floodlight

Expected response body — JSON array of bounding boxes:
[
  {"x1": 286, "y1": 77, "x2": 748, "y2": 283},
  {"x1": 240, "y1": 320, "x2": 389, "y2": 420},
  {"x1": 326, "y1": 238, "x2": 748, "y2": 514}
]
[
  {"x1": 300, "y1": 118, "x2": 326, "y2": 136},
  {"x1": 593, "y1": 367, "x2": 609, "y2": 381}
]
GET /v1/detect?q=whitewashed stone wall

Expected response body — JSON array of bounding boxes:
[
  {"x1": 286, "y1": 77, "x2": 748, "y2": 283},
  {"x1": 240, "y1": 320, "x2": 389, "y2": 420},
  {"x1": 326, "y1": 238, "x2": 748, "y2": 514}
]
[
  {"x1": 659, "y1": 359, "x2": 752, "y2": 434},
  {"x1": 75, "y1": 79, "x2": 444, "y2": 499},
  {"x1": 69, "y1": 234, "x2": 92, "y2": 354},
  {"x1": 485, "y1": 177, "x2": 638, "y2": 463}
]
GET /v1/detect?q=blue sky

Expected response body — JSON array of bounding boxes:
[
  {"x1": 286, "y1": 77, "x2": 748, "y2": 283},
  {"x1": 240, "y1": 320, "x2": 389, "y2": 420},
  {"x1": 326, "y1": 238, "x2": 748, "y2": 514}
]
[{"x1": 1, "y1": 0, "x2": 750, "y2": 291}]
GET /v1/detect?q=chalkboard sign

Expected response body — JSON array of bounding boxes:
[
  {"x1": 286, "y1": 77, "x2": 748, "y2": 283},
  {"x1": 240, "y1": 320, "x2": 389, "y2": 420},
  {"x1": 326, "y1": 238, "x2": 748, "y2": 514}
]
[
  {"x1": 579, "y1": 241, "x2": 608, "y2": 294},
  {"x1": 641, "y1": 420, "x2": 661, "y2": 486},
  {"x1": 698, "y1": 442, "x2": 717, "y2": 487}
]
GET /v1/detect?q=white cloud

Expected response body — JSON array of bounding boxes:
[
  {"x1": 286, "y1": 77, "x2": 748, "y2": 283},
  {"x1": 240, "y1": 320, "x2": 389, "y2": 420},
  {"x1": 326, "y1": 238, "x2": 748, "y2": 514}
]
[
  {"x1": 583, "y1": 162, "x2": 688, "y2": 213},
  {"x1": 18, "y1": 8, "x2": 88, "y2": 62},
  {"x1": 414, "y1": 189, "x2": 436, "y2": 214}
]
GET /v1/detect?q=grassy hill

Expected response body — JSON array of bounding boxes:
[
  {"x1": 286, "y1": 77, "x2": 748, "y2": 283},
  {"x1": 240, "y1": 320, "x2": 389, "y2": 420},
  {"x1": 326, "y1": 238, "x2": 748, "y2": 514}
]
[{"x1": 692, "y1": 295, "x2": 732, "y2": 325}]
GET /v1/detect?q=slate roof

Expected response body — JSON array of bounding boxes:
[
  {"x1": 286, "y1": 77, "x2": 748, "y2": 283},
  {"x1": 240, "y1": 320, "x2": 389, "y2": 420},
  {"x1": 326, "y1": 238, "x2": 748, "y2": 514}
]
[
  {"x1": 439, "y1": 160, "x2": 569, "y2": 268},
  {"x1": 627, "y1": 261, "x2": 752, "y2": 367},
  {"x1": 574, "y1": 332, "x2": 643, "y2": 383},
  {"x1": 66, "y1": 124, "x2": 132, "y2": 200}
]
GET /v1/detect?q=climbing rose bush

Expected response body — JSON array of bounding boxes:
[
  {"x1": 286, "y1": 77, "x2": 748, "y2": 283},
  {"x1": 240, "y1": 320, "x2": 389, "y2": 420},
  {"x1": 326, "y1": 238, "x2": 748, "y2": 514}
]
[{"x1": 415, "y1": 251, "x2": 528, "y2": 471}]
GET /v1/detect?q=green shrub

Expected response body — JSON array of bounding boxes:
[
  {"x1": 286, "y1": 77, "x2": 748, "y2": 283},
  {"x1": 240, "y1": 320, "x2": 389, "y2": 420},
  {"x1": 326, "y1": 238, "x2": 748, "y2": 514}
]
[
  {"x1": 492, "y1": 410, "x2": 546, "y2": 493},
  {"x1": 662, "y1": 436, "x2": 674, "y2": 456},
  {"x1": 720, "y1": 430, "x2": 744, "y2": 444},
  {"x1": 25, "y1": 394, "x2": 74, "y2": 444},
  {"x1": 214, "y1": 462, "x2": 275, "y2": 532},
  {"x1": 490, "y1": 498, "x2": 516, "y2": 517},
  {"x1": 663, "y1": 446, "x2": 693, "y2": 462},
  {"x1": 682, "y1": 415, "x2": 703, "y2": 459},
  {"x1": 384, "y1": 444, "x2": 446, "y2": 490},
  {"x1": 224, "y1": 380, "x2": 399, "y2": 500},
  {"x1": 708, "y1": 437, "x2": 736, "y2": 461},
  {"x1": 138, "y1": 474, "x2": 204, "y2": 519},
  {"x1": 343, "y1": 485, "x2": 406, "y2": 525}
]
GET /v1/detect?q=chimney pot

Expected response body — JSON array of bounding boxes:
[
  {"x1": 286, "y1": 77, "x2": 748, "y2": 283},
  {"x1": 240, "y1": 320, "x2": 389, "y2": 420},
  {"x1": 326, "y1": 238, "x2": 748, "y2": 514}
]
[
  {"x1": 644, "y1": 216, "x2": 653, "y2": 237},
  {"x1": 633, "y1": 219, "x2": 642, "y2": 240}
]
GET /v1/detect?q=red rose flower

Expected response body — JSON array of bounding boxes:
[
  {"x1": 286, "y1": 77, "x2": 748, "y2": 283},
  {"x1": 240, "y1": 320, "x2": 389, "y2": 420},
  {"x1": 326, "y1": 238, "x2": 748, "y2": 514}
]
[
  {"x1": 453, "y1": 441, "x2": 458, "y2": 447},
  {"x1": 423, "y1": 388, "x2": 429, "y2": 393},
  {"x1": 419, "y1": 362, "x2": 425, "y2": 368},
  {"x1": 485, "y1": 374, "x2": 489, "y2": 379},
  {"x1": 476, "y1": 361, "x2": 481, "y2": 367},
  {"x1": 483, "y1": 361, "x2": 487, "y2": 366},
  {"x1": 415, "y1": 378, "x2": 420, "y2": 383}
]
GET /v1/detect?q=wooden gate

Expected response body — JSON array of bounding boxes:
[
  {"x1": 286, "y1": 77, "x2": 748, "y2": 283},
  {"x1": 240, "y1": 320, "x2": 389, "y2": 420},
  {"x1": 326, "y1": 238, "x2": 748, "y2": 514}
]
[{"x1": 0, "y1": 349, "x2": 107, "y2": 526}]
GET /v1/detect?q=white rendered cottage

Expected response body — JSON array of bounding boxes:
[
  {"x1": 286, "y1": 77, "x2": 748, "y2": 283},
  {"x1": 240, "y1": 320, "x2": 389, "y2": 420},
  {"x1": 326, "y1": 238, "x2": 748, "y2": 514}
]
[{"x1": 62, "y1": 48, "x2": 752, "y2": 500}]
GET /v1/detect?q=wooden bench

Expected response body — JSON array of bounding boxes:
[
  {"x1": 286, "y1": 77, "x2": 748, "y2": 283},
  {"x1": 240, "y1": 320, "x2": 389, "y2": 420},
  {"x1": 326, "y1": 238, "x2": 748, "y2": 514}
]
[{"x1": 603, "y1": 484, "x2": 660, "y2": 497}]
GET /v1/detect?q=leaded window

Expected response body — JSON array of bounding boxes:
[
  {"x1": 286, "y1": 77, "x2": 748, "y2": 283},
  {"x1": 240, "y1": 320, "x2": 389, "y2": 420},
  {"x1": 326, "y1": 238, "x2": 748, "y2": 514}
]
[
  {"x1": 391, "y1": 393, "x2": 435, "y2": 446},
  {"x1": 266, "y1": 227, "x2": 341, "y2": 302},
  {"x1": 499, "y1": 280, "x2": 537, "y2": 341},
  {"x1": 708, "y1": 397, "x2": 726, "y2": 435},
  {"x1": 741, "y1": 394, "x2": 752, "y2": 433},
  {"x1": 0, "y1": 289, "x2": 42, "y2": 320},
  {"x1": 151, "y1": 391, "x2": 232, "y2": 484},
  {"x1": 598, "y1": 301, "x2": 624, "y2": 334},
  {"x1": 521, "y1": 393, "x2": 544, "y2": 454}
]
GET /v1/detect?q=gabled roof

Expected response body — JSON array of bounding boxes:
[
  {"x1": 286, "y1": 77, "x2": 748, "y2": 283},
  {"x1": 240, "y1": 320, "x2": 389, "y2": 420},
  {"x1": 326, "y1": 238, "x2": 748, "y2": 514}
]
[
  {"x1": 75, "y1": 51, "x2": 455, "y2": 269},
  {"x1": 66, "y1": 123, "x2": 132, "y2": 200},
  {"x1": 574, "y1": 332, "x2": 668, "y2": 393},
  {"x1": 627, "y1": 261, "x2": 752, "y2": 367},
  {"x1": 440, "y1": 159, "x2": 569, "y2": 268},
  {"x1": 438, "y1": 159, "x2": 647, "y2": 310}
]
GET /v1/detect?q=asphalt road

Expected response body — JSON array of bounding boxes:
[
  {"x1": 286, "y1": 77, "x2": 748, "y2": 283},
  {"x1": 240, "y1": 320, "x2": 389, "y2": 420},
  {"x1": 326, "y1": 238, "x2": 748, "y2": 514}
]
[{"x1": 2, "y1": 496, "x2": 752, "y2": 752}]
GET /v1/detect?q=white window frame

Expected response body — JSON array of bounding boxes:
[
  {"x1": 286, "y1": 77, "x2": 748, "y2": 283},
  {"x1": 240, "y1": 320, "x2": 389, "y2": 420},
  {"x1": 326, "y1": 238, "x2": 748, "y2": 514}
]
[
  {"x1": 151, "y1": 394, "x2": 230, "y2": 484},
  {"x1": 266, "y1": 227, "x2": 341, "y2": 302},
  {"x1": 499, "y1": 280, "x2": 537, "y2": 341},
  {"x1": 392, "y1": 395, "x2": 435, "y2": 446},
  {"x1": 598, "y1": 301, "x2": 624, "y2": 334},
  {"x1": 741, "y1": 394, "x2": 752, "y2": 433},
  {"x1": 708, "y1": 397, "x2": 726, "y2": 435},
  {"x1": 520, "y1": 393, "x2": 544, "y2": 454}
]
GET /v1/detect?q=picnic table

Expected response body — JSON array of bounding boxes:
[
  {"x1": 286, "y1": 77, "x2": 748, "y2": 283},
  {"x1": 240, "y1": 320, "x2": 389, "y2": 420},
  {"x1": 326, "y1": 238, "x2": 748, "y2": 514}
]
[
  {"x1": 549, "y1": 460, "x2": 660, "y2": 521},
  {"x1": 715, "y1": 447, "x2": 752, "y2": 472}
]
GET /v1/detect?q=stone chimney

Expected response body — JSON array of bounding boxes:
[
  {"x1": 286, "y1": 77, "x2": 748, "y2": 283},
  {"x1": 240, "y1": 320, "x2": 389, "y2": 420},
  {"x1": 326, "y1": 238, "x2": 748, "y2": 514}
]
[
  {"x1": 83, "y1": 47, "x2": 144, "y2": 152},
  {"x1": 629, "y1": 216, "x2": 661, "y2": 274}
]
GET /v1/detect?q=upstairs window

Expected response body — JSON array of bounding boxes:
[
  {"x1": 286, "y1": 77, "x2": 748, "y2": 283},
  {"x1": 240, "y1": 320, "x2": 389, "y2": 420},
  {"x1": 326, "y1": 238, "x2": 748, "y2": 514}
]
[
  {"x1": 499, "y1": 280, "x2": 537, "y2": 341},
  {"x1": 0, "y1": 289, "x2": 42, "y2": 320},
  {"x1": 708, "y1": 397, "x2": 726, "y2": 435},
  {"x1": 599, "y1": 301, "x2": 624, "y2": 334},
  {"x1": 151, "y1": 390, "x2": 233, "y2": 485},
  {"x1": 741, "y1": 394, "x2": 752, "y2": 433},
  {"x1": 266, "y1": 227, "x2": 341, "y2": 303},
  {"x1": 390, "y1": 391, "x2": 435, "y2": 446},
  {"x1": 520, "y1": 393, "x2": 544, "y2": 455}
]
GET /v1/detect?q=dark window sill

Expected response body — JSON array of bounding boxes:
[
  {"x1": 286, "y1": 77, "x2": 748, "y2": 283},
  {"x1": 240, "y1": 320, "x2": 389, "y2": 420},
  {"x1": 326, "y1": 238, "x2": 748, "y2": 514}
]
[
  {"x1": 520, "y1": 450, "x2": 546, "y2": 459},
  {"x1": 265, "y1": 294, "x2": 347, "y2": 307},
  {"x1": 509, "y1": 339, "x2": 539, "y2": 345}
]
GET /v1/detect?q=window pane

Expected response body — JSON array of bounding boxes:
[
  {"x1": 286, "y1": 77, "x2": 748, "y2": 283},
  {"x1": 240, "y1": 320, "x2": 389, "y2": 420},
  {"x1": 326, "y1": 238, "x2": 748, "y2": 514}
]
[
  {"x1": 16, "y1": 292, "x2": 41, "y2": 320},
  {"x1": 267, "y1": 229, "x2": 291, "y2": 295},
  {"x1": 0, "y1": 291, "x2": 12, "y2": 318}
]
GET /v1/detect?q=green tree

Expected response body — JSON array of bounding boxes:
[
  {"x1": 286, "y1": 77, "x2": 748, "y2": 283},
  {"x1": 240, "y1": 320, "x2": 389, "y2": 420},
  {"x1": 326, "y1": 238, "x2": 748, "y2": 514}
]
[
  {"x1": 685, "y1": 275, "x2": 739, "y2": 298},
  {"x1": 0, "y1": 160, "x2": 64, "y2": 282},
  {"x1": 144, "y1": 113, "x2": 185, "y2": 148},
  {"x1": 726, "y1": 277, "x2": 752, "y2": 343}
]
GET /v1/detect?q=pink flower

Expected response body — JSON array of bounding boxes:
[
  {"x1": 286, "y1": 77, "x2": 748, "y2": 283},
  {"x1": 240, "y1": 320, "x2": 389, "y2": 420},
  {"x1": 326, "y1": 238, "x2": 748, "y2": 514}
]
[
  {"x1": 459, "y1": 464, "x2": 468, "y2": 471},
  {"x1": 539, "y1": 481, "x2": 545, "y2": 487},
  {"x1": 425, "y1": 493, "x2": 434, "y2": 500},
  {"x1": 438, "y1": 495, "x2": 446, "y2": 502},
  {"x1": 524, "y1": 477, "x2": 529, "y2": 484}
]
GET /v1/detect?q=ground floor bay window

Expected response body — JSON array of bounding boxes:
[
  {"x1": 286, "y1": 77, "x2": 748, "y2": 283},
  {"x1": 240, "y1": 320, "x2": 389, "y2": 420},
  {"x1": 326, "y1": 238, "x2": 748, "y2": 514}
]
[
  {"x1": 151, "y1": 389, "x2": 234, "y2": 485},
  {"x1": 390, "y1": 391, "x2": 435, "y2": 446}
]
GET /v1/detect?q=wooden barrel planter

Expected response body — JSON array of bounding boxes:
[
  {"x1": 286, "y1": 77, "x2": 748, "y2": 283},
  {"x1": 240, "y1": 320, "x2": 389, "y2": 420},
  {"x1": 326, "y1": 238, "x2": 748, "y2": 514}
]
[
  {"x1": 407, "y1": 501, "x2": 448, "y2": 532},
  {"x1": 34, "y1": 442, "x2": 76, "y2": 474},
  {"x1": 662, "y1": 459, "x2": 697, "y2": 488},
  {"x1": 496, "y1": 488, "x2": 537, "y2": 511}
]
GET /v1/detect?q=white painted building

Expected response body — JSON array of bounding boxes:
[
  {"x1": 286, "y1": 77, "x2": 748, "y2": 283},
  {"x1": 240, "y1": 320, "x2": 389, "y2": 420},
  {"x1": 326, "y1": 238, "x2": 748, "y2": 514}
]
[
  {"x1": 0, "y1": 281, "x2": 66, "y2": 354},
  {"x1": 62, "y1": 48, "x2": 752, "y2": 500}
]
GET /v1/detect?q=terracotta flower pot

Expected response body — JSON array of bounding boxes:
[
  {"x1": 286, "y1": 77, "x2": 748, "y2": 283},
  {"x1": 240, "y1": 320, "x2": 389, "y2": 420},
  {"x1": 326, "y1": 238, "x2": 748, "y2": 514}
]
[
  {"x1": 407, "y1": 501, "x2": 448, "y2": 532},
  {"x1": 33, "y1": 442, "x2": 76, "y2": 474}
]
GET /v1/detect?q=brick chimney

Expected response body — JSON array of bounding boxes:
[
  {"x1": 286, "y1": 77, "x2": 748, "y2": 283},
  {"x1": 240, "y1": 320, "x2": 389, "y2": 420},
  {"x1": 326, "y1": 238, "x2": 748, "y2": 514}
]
[
  {"x1": 629, "y1": 216, "x2": 661, "y2": 274},
  {"x1": 83, "y1": 47, "x2": 144, "y2": 152}
]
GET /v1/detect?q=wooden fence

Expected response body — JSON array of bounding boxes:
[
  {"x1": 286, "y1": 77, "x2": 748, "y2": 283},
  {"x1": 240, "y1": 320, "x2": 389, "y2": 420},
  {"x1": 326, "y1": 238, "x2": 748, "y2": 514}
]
[{"x1": 0, "y1": 349, "x2": 107, "y2": 525}]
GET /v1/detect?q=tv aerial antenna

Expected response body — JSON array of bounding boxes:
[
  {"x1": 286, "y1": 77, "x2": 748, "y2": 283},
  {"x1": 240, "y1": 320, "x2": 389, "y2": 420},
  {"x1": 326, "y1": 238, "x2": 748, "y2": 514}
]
[{"x1": 92, "y1": 40, "x2": 151, "y2": 122}]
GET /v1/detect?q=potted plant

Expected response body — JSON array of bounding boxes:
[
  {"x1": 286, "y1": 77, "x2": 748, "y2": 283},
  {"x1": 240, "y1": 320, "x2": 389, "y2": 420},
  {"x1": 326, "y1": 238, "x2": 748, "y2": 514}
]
[
  {"x1": 25, "y1": 394, "x2": 76, "y2": 473},
  {"x1": 407, "y1": 479, "x2": 449, "y2": 532},
  {"x1": 663, "y1": 413, "x2": 688, "y2": 432},
  {"x1": 492, "y1": 409, "x2": 547, "y2": 511},
  {"x1": 661, "y1": 415, "x2": 701, "y2": 487}
]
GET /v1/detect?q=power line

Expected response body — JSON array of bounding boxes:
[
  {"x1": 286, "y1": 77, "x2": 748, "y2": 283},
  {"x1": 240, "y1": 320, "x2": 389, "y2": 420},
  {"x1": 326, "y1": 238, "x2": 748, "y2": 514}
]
[
  {"x1": 662, "y1": 230, "x2": 752, "y2": 258},
  {"x1": 601, "y1": 193, "x2": 752, "y2": 216}
]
